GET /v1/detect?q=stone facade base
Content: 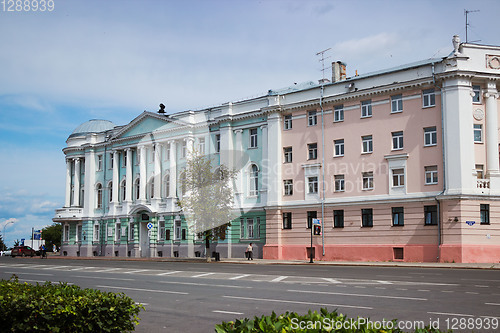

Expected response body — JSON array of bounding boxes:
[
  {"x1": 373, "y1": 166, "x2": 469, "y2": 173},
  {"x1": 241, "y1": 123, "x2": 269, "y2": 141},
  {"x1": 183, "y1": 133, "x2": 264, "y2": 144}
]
[{"x1": 439, "y1": 244, "x2": 500, "y2": 263}]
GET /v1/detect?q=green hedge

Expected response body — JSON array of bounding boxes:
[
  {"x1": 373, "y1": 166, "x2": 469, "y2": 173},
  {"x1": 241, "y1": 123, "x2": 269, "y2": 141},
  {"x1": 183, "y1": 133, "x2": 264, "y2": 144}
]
[
  {"x1": 0, "y1": 276, "x2": 143, "y2": 332},
  {"x1": 215, "y1": 308, "x2": 451, "y2": 333}
]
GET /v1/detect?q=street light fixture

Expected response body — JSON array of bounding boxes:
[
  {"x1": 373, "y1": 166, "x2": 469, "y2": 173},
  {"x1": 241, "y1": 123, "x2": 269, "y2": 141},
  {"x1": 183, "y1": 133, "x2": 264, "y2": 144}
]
[{"x1": 2, "y1": 220, "x2": 16, "y2": 251}]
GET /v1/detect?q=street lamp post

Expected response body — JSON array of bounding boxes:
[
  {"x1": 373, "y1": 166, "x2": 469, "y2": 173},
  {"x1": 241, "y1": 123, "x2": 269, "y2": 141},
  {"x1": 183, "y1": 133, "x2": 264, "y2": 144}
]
[{"x1": 2, "y1": 220, "x2": 16, "y2": 251}]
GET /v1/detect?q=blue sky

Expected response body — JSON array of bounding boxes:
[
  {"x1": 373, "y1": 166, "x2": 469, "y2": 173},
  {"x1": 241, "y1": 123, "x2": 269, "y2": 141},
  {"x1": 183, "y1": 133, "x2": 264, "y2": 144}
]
[{"x1": 1, "y1": 0, "x2": 499, "y2": 247}]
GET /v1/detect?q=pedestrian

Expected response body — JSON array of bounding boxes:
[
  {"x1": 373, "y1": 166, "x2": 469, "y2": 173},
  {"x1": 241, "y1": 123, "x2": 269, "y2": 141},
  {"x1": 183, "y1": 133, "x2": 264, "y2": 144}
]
[
  {"x1": 53, "y1": 244, "x2": 57, "y2": 253},
  {"x1": 41, "y1": 244, "x2": 46, "y2": 259},
  {"x1": 246, "y1": 243, "x2": 253, "y2": 260}
]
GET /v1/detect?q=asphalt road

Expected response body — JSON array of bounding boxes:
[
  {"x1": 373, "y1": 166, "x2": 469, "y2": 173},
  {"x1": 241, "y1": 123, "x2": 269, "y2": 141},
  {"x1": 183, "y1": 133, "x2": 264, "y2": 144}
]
[{"x1": 1, "y1": 257, "x2": 499, "y2": 332}]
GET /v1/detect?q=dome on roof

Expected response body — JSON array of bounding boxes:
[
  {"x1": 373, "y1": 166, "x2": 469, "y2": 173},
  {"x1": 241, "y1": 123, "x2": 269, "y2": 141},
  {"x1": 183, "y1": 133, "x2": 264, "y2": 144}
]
[{"x1": 69, "y1": 119, "x2": 116, "y2": 138}]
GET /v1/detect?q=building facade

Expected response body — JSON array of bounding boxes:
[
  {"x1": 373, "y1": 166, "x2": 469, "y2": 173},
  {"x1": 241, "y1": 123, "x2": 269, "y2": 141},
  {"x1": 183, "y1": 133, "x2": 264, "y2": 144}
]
[{"x1": 55, "y1": 37, "x2": 500, "y2": 263}]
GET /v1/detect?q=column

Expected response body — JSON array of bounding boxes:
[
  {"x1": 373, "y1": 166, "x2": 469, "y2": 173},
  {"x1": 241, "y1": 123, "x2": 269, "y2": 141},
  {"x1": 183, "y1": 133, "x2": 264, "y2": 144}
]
[
  {"x1": 260, "y1": 124, "x2": 268, "y2": 202},
  {"x1": 125, "y1": 148, "x2": 133, "y2": 202},
  {"x1": 219, "y1": 125, "x2": 233, "y2": 169},
  {"x1": 169, "y1": 141, "x2": 177, "y2": 198},
  {"x1": 112, "y1": 151, "x2": 119, "y2": 203},
  {"x1": 485, "y1": 81, "x2": 499, "y2": 175},
  {"x1": 154, "y1": 144, "x2": 162, "y2": 199},
  {"x1": 139, "y1": 146, "x2": 147, "y2": 201},
  {"x1": 83, "y1": 149, "x2": 96, "y2": 216},
  {"x1": 65, "y1": 159, "x2": 72, "y2": 207},
  {"x1": 234, "y1": 129, "x2": 243, "y2": 196},
  {"x1": 72, "y1": 158, "x2": 80, "y2": 207},
  {"x1": 266, "y1": 112, "x2": 282, "y2": 205}
]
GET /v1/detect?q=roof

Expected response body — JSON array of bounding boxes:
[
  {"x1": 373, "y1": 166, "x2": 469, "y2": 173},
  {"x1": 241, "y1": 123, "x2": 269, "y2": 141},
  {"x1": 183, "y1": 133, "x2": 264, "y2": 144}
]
[{"x1": 69, "y1": 119, "x2": 116, "y2": 138}]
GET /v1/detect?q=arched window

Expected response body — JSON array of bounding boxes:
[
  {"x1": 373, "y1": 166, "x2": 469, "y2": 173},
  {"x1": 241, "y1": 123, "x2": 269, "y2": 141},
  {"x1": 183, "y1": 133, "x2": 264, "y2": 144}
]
[
  {"x1": 120, "y1": 179, "x2": 126, "y2": 202},
  {"x1": 108, "y1": 181, "x2": 113, "y2": 202},
  {"x1": 149, "y1": 177, "x2": 155, "y2": 199},
  {"x1": 249, "y1": 164, "x2": 259, "y2": 196},
  {"x1": 134, "y1": 178, "x2": 140, "y2": 200},
  {"x1": 164, "y1": 174, "x2": 170, "y2": 197},
  {"x1": 96, "y1": 183, "x2": 103, "y2": 208}
]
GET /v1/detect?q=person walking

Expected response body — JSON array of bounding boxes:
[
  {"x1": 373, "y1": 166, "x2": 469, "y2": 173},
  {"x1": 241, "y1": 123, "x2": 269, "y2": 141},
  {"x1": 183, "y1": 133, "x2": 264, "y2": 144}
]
[{"x1": 246, "y1": 243, "x2": 253, "y2": 260}]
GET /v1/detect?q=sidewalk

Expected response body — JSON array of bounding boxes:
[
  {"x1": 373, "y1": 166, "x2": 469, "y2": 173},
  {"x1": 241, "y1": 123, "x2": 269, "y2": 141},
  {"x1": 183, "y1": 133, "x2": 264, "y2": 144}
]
[{"x1": 43, "y1": 254, "x2": 500, "y2": 269}]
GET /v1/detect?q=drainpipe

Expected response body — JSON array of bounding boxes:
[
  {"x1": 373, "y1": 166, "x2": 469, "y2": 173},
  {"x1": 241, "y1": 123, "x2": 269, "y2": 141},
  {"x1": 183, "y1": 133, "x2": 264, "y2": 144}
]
[{"x1": 320, "y1": 85, "x2": 326, "y2": 256}]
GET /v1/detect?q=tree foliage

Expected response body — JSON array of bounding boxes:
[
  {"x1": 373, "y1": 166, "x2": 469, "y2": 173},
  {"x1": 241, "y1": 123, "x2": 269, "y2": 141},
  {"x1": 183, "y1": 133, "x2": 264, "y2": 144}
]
[
  {"x1": 42, "y1": 224, "x2": 62, "y2": 250},
  {"x1": 0, "y1": 233, "x2": 6, "y2": 251},
  {"x1": 178, "y1": 152, "x2": 237, "y2": 260}
]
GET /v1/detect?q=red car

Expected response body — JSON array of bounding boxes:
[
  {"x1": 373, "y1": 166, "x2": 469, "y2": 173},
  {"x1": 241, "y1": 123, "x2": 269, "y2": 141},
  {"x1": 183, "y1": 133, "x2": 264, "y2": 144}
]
[{"x1": 11, "y1": 246, "x2": 37, "y2": 257}]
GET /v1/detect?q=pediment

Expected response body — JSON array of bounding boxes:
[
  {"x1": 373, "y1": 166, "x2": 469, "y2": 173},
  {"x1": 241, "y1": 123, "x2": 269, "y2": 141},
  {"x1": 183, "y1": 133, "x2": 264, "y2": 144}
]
[{"x1": 112, "y1": 112, "x2": 186, "y2": 139}]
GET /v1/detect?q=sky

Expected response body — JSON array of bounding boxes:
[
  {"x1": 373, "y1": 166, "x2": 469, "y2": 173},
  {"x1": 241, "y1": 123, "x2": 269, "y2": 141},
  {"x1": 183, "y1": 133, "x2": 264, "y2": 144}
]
[{"x1": 0, "y1": 0, "x2": 499, "y2": 247}]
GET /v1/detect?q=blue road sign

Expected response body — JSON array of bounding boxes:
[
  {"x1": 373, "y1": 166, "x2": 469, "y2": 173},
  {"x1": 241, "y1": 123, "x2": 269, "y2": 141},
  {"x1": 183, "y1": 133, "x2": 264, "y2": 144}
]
[{"x1": 147, "y1": 222, "x2": 153, "y2": 230}]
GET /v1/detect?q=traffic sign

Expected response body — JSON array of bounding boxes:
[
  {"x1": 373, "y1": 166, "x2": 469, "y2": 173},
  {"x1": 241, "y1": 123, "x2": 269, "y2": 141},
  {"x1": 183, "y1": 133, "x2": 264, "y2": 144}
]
[
  {"x1": 147, "y1": 222, "x2": 153, "y2": 230},
  {"x1": 312, "y1": 218, "x2": 321, "y2": 226}
]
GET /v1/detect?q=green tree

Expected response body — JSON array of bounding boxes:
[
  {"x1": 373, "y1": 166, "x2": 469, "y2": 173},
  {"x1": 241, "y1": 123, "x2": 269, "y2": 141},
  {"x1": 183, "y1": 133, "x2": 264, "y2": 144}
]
[
  {"x1": 0, "y1": 233, "x2": 6, "y2": 251},
  {"x1": 13, "y1": 239, "x2": 20, "y2": 247},
  {"x1": 42, "y1": 224, "x2": 62, "y2": 251},
  {"x1": 178, "y1": 152, "x2": 237, "y2": 262}
]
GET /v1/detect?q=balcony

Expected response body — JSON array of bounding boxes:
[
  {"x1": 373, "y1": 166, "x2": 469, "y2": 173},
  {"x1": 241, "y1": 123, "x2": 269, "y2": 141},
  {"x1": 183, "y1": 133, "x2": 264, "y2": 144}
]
[
  {"x1": 54, "y1": 207, "x2": 83, "y2": 219},
  {"x1": 477, "y1": 179, "x2": 490, "y2": 189}
]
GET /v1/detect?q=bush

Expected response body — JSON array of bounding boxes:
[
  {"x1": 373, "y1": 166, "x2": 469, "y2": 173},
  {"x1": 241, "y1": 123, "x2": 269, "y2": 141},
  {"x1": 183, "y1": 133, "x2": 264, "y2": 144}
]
[
  {"x1": 215, "y1": 308, "x2": 451, "y2": 333},
  {"x1": 0, "y1": 276, "x2": 143, "y2": 332}
]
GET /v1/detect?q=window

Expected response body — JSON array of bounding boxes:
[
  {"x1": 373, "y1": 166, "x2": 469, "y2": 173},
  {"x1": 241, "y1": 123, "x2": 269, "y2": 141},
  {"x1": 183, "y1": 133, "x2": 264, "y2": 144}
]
[
  {"x1": 308, "y1": 176, "x2": 318, "y2": 194},
  {"x1": 391, "y1": 95, "x2": 403, "y2": 113},
  {"x1": 198, "y1": 138, "x2": 205, "y2": 154},
  {"x1": 93, "y1": 224, "x2": 100, "y2": 242},
  {"x1": 240, "y1": 218, "x2": 245, "y2": 238},
  {"x1": 334, "y1": 210, "x2": 344, "y2": 228},
  {"x1": 308, "y1": 143, "x2": 318, "y2": 160},
  {"x1": 476, "y1": 164, "x2": 484, "y2": 179},
  {"x1": 110, "y1": 153, "x2": 114, "y2": 169},
  {"x1": 392, "y1": 168, "x2": 405, "y2": 187},
  {"x1": 96, "y1": 183, "x2": 103, "y2": 208},
  {"x1": 151, "y1": 146, "x2": 155, "y2": 162},
  {"x1": 362, "y1": 172, "x2": 373, "y2": 190},
  {"x1": 164, "y1": 174, "x2": 170, "y2": 197},
  {"x1": 149, "y1": 178, "x2": 154, "y2": 199},
  {"x1": 283, "y1": 179, "x2": 293, "y2": 196},
  {"x1": 362, "y1": 209, "x2": 373, "y2": 227},
  {"x1": 392, "y1": 207, "x2": 404, "y2": 226},
  {"x1": 108, "y1": 181, "x2": 113, "y2": 202},
  {"x1": 255, "y1": 217, "x2": 260, "y2": 238},
  {"x1": 472, "y1": 85, "x2": 481, "y2": 103},
  {"x1": 175, "y1": 220, "x2": 181, "y2": 240},
  {"x1": 284, "y1": 115, "x2": 292, "y2": 130},
  {"x1": 120, "y1": 180, "x2": 126, "y2": 201},
  {"x1": 362, "y1": 135, "x2": 373, "y2": 153},
  {"x1": 334, "y1": 105, "x2": 344, "y2": 122},
  {"x1": 135, "y1": 150, "x2": 140, "y2": 165},
  {"x1": 425, "y1": 166, "x2": 438, "y2": 185},
  {"x1": 422, "y1": 89, "x2": 436, "y2": 107},
  {"x1": 249, "y1": 128, "x2": 258, "y2": 148},
  {"x1": 215, "y1": 134, "x2": 221, "y2": 153},
  {"x1": 64, "y1": 225, "x2": 70, "y2": 242},
  {"x1": 247, "y1": 218, "x2": 254, "y2": 238},
  {"x1": 424, "y1": 205, "x2": 437, "y2": 225},
  {"x1": 123, "y1": 151, "x2": 127, "y2": 167},
  {"x1": 97, "y1": 155, "x2": 103, "y2": 171},
  {"x1": 334, "y1": 139, "x2": 344, "y2": 157},
  {"x1": 392, "y1": 131, "x2": 403, "y2": 150},
  {"x1": 181, "y1": 141, "x2": 187, "y2": 158},
  {"x1": 76, "y1": 225, "x2": 82, "y2": 242},
  {"x1": 129, "y1": 223, "x2": 135, "y2": 241},
  {"x1": 115, "y1": 222, "x2": 121, "y2": 242},
  {"x1": 134, "y1": 179, "x2": 140, "y2": 200},
  {"x1": 424, "y1": 127, "x2": 437, "y2": 146},
  {"x1": 283, "y1": 147, "x2": 293, "y2": 163},
  {"x1": 159, "y1": 220, "x2": 165, "y2": 240},
  {"x1": 283, "y1": 212, "x2": 292, "y2": 229},
  {"x1": 474, "y1": 124, "x2": 482, "y2": 142},
  {"x1": 165, "y1": 144, "x2": 170, "y2": 160},
  {"x1": 307, "y1": 211, "x2": 317, "y2": 229},
  {"x1": 249, "y1": 164, "x2": 259, "y2": 196},
  {"x1": 308, "y1": 111, "x2": 317, "y2": 126},
  {"x1": 480, "y1": 204, "x2": 490, "y2": 225},
  {"x1": 361, "y1": 100, "x2": 372, "y2": 117},
  {"x1": 334, "y1": 174, "x2": 345, "y2": 192}
]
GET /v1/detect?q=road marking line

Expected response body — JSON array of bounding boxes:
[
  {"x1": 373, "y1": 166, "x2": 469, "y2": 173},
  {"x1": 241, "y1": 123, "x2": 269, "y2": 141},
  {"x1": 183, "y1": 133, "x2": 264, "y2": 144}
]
[
  {"x1": 377, "y1": 280, "x2": 393, "y2": 284},
  {"x1": 95, "y1": 268, "x2": 121, "y2": 273},
  {"x1": 322, "y1": 278, "x2": 341, "y2": 284},
  {"x1": 125, "y1": 269, "x2": 149, "y2": 274},
  {"x1": 465, "y1": 292, "x2": 479, "y2": 295},
  {"x1": 5, "y1": 272, "x2": 53, "y2": 276},
  {"x1": 42, "y1": 266, "x2": 69, "y2": 270},
  {"x1": 72, "y1": 275, "x2": 135, "y2": 281},
  {"x1": 136, "y1": 303, "x2": 148, "y2": 307},
  {"x1": 375, "y1": 287, "x2": 386, "y2": 290},
  {"x1": 223, "y1": 295, "x2": 372, "y2": 310},
  {"x1": 70, "y1": 267, "x2": 94, "y2": 271},
  {"x1": 474, "y1": 285, "x2": 489, "y2": 288},
  {"x1": 97, "y1": 285, "x2": 188, "y2": 295},
  {"x1": 441, "y1": 291, "x2": 454, "y2": 293},
  {"x1": 485, "y1": 303, "x2": 500, "y2": 306},
  {"x1": 229, "y1": 274, "x2": 250, "y2": 280},
  {"x1": 287, "y1": 289, "x2": 427, "y2": 301},
  {"x1": 428, "y1": 311, "x2": 474, "y2": 317},
  {"x1": 159, "y1": 281, "x2": 252, "y2": 289},
  {"x1": 396, "y1": 288, "x2": 408, "y2": 291},
  {"x1": 418, "y1": 290, "x2": 430, "y2": 292},
  {"x1": 271, "y1": 276, "x2": 288, "y2": 282},
  {"x1": 191, "y1": 272, "x2": 215, "y2": 278},
  {"x1": 157, "y1": 271, "x2": 181, "y2": 276},
  {"x1": 213, "y1": 310, "x2": 244, "y2": 315}
]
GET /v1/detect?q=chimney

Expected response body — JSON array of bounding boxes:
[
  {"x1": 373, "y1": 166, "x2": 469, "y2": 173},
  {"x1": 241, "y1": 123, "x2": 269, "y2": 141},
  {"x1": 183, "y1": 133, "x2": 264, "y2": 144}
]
[{"x1": 332, "y1": 61, "x2": 347, "y2": 82}]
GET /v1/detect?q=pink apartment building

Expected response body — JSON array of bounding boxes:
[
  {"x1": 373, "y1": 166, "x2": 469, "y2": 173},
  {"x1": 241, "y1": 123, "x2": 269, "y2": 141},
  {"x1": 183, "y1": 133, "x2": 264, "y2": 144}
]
[{"x1": 263, "y1": 37, "x2": 500, "y2": 263}]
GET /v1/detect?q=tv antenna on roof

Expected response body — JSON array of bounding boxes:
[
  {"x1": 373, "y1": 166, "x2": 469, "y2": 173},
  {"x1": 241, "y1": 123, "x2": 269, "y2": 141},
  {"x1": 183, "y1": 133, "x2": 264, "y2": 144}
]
[
  {"x1": 465, "y1": 9, "x2": 480, "y2": 43},
  {"x1": 316, "y1": 48, "x2": 331, "y2": 84}
]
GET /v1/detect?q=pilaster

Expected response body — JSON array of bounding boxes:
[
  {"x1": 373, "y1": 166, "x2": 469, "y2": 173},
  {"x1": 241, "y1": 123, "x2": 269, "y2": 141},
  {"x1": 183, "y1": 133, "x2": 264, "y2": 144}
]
[
  {"x1": 125, "y1": 148, "x2": 133, "y2": 202},
  {"x1": 65, "y1": 159, "x2": 72, "y2": 207},
  {"x1": 72, "y1": 158, "x2": 80, "y2": 207},
  {"x1": 266, "y1": 112, "x2": 282, "y2": 205}
]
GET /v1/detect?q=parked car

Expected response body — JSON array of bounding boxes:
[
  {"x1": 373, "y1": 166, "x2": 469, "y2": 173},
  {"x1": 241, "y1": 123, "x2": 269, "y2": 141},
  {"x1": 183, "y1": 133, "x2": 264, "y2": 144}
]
[
  {"x1": 3, "y1": 249, "x2": 12, "y2": 256},
  {"x1": 11, "y1": 246, "x2": 37, "y2": 257}
]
